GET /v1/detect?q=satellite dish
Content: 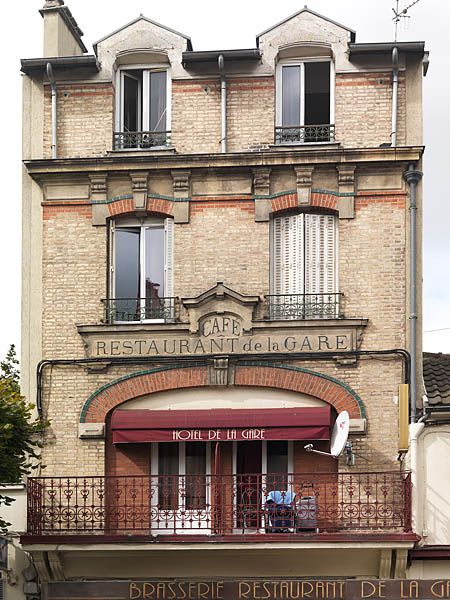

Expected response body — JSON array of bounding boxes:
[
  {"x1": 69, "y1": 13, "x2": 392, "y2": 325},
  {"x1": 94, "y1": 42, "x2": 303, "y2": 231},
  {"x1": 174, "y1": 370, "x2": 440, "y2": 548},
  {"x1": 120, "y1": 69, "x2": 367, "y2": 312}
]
[
  {"x1": 304, "y1": 410, "x2": 350, "y2": 460},
  {"x1": 330, "y1": 410, "x2": 350, "y2": 457}
]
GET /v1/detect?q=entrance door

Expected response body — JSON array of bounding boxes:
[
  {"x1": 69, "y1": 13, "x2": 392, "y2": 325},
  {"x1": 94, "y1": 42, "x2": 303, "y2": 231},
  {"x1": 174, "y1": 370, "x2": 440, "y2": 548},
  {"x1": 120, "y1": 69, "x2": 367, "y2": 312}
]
[{"x1": 151, "y1": 442, "x2": 211, "y2": 534}]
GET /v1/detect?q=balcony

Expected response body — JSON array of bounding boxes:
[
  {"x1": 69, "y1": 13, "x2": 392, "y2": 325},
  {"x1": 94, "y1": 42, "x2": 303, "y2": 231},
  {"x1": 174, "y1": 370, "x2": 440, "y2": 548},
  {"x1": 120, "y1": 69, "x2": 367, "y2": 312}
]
[
  {"x1": 264, "y1": 293, "x2": 343, "y2": 321},
  {"x1": 26, "y1": 472, "x2": 411, "y2": 539},
  {"x1": 113, "y1": 131, "x2": 171, "y2": 150},
  {"x1": 102, "y1": 297, "x2": 179, "y2": 324},
  {"x1": 275, "y1": 124, "x2": 335, "y2": 145}
]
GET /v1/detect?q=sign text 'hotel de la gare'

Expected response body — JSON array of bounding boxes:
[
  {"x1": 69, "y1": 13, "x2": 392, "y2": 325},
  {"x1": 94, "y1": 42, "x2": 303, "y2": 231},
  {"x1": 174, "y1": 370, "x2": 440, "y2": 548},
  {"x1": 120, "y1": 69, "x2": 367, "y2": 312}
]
[
  {"x1": 45, "y1": 580, "x2": 450, "y2": 600},
  {"x1": 78, "y1": 285, "x2": 367, "y2": 359}
]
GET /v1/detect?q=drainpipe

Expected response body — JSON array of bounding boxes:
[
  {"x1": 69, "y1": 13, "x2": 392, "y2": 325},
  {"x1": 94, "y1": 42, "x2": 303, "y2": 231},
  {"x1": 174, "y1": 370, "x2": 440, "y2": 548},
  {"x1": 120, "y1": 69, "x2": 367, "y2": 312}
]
[
  {"x1": 391, "y1": 47, "x2": 399, "y2": 146},
  {"x1": 46, "y1": 62, "x2": 57, "y2": 158},
  {"x1": 218, "y1": 54, "x2": 227, "y2": 153},
  {"x1": 404, "y1": 164, "x2": 423, "y2": 423}
]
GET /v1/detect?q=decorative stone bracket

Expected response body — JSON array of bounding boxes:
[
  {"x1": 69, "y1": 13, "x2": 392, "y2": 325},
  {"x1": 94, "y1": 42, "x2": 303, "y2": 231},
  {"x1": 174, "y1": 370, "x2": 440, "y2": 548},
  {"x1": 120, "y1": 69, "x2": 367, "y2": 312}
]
[
  {"x1": 172, "y1": 170, "x2": 191, "y2": 223},
  {"x1": 295, "y1": 166, "x2": 314, "y2": 205},
  {"x1": 336, "y1": 164, "x2": 356, "y2": 219},
  {"x1": 208, "y1": 358, "x2": 235, "y2": 386},
  {"x1": 253, "y1": 167, "x2": 272, "y2": 222},
  {"x1": 90, "y1": 173, "x2": 109, "y2": 226},
  {"x1": 130, "y1": 171, "x2": 149, "y2": 211}
]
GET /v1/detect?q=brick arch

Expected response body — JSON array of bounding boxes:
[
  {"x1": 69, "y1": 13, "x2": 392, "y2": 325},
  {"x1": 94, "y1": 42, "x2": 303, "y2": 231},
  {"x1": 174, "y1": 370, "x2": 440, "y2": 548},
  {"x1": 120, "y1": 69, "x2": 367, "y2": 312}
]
[
  {"x1": 107, "y1": 196, "x2": 174, "y2": 218},
  {"x1": 80, "y1": 364, "x2": 365, "y2": 424},
  {"x1": 271, "y1": 191, "x2": 338, "y2": 215}
]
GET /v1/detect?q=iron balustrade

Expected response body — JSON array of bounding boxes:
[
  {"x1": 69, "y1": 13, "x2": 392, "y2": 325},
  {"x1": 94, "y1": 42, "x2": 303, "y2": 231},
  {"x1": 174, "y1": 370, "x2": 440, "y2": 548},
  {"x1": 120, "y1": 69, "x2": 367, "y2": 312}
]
[
  {"x1": 275, "y1": 124, "x2": 335, "y2": 144},
  {"x1": 102, "y1": 297, "x2": 179, "y2": 323},
  {"x1": 26, "y1": 472, "x2": 411, "y2": 536},
  {"x1": 265, "y1": 293, "x2": 343, "y2": 320},
  {"x1": 113, "y1": 131, "x2": 171, "y2": 150}
]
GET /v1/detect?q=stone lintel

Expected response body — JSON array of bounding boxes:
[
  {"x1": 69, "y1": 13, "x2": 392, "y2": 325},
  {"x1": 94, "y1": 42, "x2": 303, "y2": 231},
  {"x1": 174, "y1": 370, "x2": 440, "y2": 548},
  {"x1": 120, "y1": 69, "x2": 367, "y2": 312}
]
[{"x1": 130, "y1": 171, "x2": 149, "y2": 211}]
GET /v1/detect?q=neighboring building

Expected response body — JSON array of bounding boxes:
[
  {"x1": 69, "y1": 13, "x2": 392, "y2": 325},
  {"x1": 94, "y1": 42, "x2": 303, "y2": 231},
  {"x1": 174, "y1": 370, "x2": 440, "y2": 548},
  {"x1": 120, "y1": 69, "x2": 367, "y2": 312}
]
[
  {"x1": 407, "y1": 352, "x2": 450, "y2": 577},
  {"x1": 19, "y1": 2, "x2": 433, "y2": 600}
]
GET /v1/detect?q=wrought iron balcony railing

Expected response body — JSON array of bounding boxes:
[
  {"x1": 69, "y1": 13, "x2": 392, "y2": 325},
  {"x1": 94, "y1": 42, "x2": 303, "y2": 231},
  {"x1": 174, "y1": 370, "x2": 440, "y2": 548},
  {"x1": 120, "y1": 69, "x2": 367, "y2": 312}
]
[
  {"x1": 265, "y1": 293, "x2": 343, "y2": 321},
  {"x1": 102, "y1": 297, "x2": 179, "y2": 323},
  {"x1": 113, "y1": 131, "x2": 171, "y2": 150},
  {"x1": 275, "y1": 124, "x2": 335, "y2": 145},
  {"x1": 26, "y1": 472, "x2": 411, "y2": 536}
]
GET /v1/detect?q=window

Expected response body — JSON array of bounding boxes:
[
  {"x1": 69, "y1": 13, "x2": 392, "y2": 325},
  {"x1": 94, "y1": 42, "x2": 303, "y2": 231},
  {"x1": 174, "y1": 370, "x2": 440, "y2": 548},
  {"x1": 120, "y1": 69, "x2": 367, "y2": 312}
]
[
  {"x1": 276, "y1": 60, "x2": 334, "y2": 144},
  {"x1": 270, "y1": 213, "x2": 339, "y2": 319},
  {"x1": 155, "y1": 442, "x2": 210, "y2": 511},
  {"x1": 114, "y1": 67, "x2": 171, "y2": 149},
  {"x1": 108, "y1": 217, "x2": 174, "y2": 322}
]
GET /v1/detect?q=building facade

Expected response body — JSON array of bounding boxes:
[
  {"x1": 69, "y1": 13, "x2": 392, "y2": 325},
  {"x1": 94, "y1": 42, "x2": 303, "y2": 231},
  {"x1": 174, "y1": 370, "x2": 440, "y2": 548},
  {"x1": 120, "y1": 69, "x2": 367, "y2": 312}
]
[{"x1": 18, "y1": 2, "x2": 434, "y2": 600}]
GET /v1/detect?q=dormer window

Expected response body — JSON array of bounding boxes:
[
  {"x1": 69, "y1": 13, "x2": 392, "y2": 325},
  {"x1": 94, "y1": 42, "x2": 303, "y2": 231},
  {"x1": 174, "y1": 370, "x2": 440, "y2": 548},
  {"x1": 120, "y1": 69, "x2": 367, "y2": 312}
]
[
  {"x1": 114, "y1": 66, "x2": 171, "y2": 150},
  {"x1": 276, "y1": 60, "x2": 334, "y2": 144}
]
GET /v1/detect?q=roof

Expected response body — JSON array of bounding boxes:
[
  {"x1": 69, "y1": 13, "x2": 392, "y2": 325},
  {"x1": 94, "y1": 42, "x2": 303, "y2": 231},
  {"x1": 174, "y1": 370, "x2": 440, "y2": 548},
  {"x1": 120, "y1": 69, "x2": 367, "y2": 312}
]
[
  {"x1": 21, "y1": 55, "x2": 100, "y2": 75},
  {"x1": 182, "y1": 49, "x2": 261, "y2": 66},
  {"x1": 93, "y1": 15, "x2": 193, "y2": 54},
  {"x1": 423, "y1": 352, "x2": 450, "y2": 406},
  {"x1": 256, "y1": 7, "x2": 356, "y2": 45},
  {"x1": 349, "y1": 41, "x2": 426, "y2": 56}
]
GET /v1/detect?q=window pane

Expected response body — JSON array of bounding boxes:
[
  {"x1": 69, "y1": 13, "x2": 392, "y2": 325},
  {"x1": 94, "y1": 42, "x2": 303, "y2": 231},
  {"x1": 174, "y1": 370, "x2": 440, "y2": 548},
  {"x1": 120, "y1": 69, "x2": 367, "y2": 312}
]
[
  {"x1": 282, "y1": 66, "x2": 301, "y2": 127},
  {"x1": 115, "y1": 228, "x2": 140, "y2": 320},
  {"x1": 185, "y1": 443, "x2": 207, "y2": 510},
  {"x1": 123, "y1": 72, "x2": 141, "y2": 132},
  {"x1": 267, "y1": 441, "x2": 289, "y2": 491},
  {"x1": 149, "y1": 71, "x2": 167, "y2": 132},
  {"x1": 304, "y1": 62, "x2": 330, "y2": 125},
  {"x1": 158, "y1": 443, "x2": 179, "y2": 510},
  {"x1": 144, "y1": 226, "x2": 165, "y2": 318}
]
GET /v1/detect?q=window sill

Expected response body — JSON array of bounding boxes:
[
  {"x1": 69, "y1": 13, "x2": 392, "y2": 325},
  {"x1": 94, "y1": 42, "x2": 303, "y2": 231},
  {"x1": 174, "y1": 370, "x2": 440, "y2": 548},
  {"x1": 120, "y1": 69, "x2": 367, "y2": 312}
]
[{"x1": 108, "y1": 147, "x2": 177, "y2": 157}]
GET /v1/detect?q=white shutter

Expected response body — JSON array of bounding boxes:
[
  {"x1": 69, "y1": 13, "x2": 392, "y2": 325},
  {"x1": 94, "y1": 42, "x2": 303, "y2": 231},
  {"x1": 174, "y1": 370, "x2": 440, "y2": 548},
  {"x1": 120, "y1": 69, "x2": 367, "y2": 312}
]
[
  {"x1": 273, "y1": 214, "x2": 305, "y2": 295},
  {"x1": 164, "y1": 218, "x2": 174, "y2": 297},
  {"x1": 305, "y1": 214, "x2": 337, "y2": 294}
]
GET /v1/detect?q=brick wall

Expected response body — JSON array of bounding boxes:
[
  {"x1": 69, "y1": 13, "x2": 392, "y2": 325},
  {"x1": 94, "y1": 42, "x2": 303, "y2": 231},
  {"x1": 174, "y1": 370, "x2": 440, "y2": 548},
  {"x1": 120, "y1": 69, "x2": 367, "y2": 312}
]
[
  {"x1": 43, "y1": 82, "x2": 113, "y2": 159},
  {"x1": 335, "y1": 72, "x2": 406, "y2": 147},
  {"x1": 174, "y1": 203, "x2": 270, "y2": 297}
]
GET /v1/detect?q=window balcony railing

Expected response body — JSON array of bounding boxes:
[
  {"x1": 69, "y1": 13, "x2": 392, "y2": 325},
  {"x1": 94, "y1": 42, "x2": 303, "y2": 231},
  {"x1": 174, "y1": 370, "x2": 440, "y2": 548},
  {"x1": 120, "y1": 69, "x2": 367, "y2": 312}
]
[
  {"x1": 26, "y1": 472, "x2": 411, "y2": 537},
  {"x1": 102, "y1": 297, "x2": 179, "y2": 324},
  {"x1": 275, "y1": 124, "x2": 335, "y2": 145},
  {"x1": 264, "y1": 293, "x2": 343, "y2": 321},
  {"x1": 113, "y1": 130, "x2": 171, "y2": 150}
]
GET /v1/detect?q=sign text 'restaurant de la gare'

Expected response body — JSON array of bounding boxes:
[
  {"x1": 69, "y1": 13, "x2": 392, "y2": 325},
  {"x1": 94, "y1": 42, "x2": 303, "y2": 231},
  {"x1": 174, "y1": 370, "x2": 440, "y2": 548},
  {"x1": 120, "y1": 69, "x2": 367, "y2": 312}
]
[{"x1": 45, "y1": 580, "x2": 450, "y2": 600}]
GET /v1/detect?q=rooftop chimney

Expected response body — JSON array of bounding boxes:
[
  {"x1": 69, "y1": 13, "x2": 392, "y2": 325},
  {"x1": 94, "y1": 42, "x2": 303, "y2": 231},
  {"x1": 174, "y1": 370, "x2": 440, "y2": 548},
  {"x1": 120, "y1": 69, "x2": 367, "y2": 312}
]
[{"x1": 40, "y1": 0, "x2": 87, "y2": 57}]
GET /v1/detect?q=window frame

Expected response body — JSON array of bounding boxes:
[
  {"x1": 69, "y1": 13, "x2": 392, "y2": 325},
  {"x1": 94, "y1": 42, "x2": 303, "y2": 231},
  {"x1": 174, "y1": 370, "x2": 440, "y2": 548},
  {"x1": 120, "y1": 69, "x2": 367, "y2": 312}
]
[
  {"x1": 115, "y1": 64, "x2": 172, "y2": 137},
  {"x1": 109, "y1": 216, "x2": 174, "y2": 324},
  {"x1": 275, "y1": 57, "x2": 335, "y2": 134}
]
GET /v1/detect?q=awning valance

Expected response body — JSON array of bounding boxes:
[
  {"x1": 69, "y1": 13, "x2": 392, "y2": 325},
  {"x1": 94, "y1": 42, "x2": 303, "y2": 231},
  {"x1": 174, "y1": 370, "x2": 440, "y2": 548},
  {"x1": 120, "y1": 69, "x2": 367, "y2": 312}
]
[{"x1": 111, "y1": 407, "x2": 331, "y2": 443}]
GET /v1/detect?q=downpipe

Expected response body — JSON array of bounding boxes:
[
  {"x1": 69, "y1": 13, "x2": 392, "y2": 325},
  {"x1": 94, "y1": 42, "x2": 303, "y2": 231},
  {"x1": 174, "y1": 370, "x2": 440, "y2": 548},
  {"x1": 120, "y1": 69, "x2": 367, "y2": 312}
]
[
  {"x1": 46, "y1": 62, "x2": 57, "y2": 159},
  {"x1": 391, "y1": 47, "x2": 399, "y2": 146},
  {"x1": 404, "y1": 164, "x2": 423, "y2": 423},
  {"x1": 218, "y1": 54, "x2": 227, "y2": 153}
]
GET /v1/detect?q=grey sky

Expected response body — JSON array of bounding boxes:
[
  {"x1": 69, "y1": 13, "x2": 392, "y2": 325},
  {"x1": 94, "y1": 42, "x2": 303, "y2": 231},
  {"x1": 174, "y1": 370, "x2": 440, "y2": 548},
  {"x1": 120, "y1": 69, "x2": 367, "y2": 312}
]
[{"x1": 1, "y1": 0, "x2": 449, "y2": 359}]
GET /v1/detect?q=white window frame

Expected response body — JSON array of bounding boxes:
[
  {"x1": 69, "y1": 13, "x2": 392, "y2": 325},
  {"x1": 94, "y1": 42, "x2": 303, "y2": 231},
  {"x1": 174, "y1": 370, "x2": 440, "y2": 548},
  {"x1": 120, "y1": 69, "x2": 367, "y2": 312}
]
[
  {"x1": 275, "y1": 58, "x2": 335, "y2": 129},
  {"x1": 109, "y1": 216, "x2": 174, "y2": 323},
  {"x1": 115, "y1": 64, "x2": 172, "y2": 135}
]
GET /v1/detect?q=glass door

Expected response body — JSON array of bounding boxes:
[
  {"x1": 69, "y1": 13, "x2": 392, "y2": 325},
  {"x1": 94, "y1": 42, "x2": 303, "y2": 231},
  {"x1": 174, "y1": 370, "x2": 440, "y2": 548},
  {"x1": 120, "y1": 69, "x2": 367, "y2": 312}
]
[{"x1": 152, "y1": 442, "x2": 210, "y2": 534}]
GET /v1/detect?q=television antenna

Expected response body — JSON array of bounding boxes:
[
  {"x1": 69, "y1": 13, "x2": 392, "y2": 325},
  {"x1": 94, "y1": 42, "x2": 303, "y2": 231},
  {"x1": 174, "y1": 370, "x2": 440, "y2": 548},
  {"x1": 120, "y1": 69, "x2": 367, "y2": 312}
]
[
  {"x1": 392, "y1": 0, "x2": 422, "y2": 42},
  {"x1": 304, "y1": 411, "x2": 355, "y2": 466}
]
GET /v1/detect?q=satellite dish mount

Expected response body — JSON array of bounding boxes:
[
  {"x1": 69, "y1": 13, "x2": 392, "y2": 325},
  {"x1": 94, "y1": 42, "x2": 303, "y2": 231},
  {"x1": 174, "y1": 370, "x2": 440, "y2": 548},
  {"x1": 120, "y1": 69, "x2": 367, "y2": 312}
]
[{"x1": 304, "y1": 411, "x2": 354, "y2": 466}]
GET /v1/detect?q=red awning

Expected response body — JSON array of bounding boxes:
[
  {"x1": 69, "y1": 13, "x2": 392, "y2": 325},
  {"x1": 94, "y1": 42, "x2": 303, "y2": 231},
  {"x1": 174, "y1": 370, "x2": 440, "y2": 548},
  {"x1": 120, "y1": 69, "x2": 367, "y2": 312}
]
[{"x1": 111, "y1": 407, "x2": 330, "y2": 443}]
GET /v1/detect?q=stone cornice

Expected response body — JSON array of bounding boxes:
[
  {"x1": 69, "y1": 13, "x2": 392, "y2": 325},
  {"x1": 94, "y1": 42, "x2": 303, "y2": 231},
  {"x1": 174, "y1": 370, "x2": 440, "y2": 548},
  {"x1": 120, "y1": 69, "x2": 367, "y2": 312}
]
[{"x1": 24, "y1": 146, "x2": 424, "y2": 179}]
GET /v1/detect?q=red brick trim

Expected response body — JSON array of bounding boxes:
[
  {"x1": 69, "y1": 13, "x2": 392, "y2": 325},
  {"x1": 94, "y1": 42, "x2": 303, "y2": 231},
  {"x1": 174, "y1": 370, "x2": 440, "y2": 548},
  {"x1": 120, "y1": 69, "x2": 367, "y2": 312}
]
[
  {"x1": 82, "y1": 365, "x2": 363, "y2": 424},
  {"x1": 270, "y1": 192, "x2": 338, "y2": 214},
  {"x1": 43, "y1": 203, "x2": 92, "y2": 219},
  {"x1": 108, "y1": 198, "x2": 174, "y2": 217}
]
